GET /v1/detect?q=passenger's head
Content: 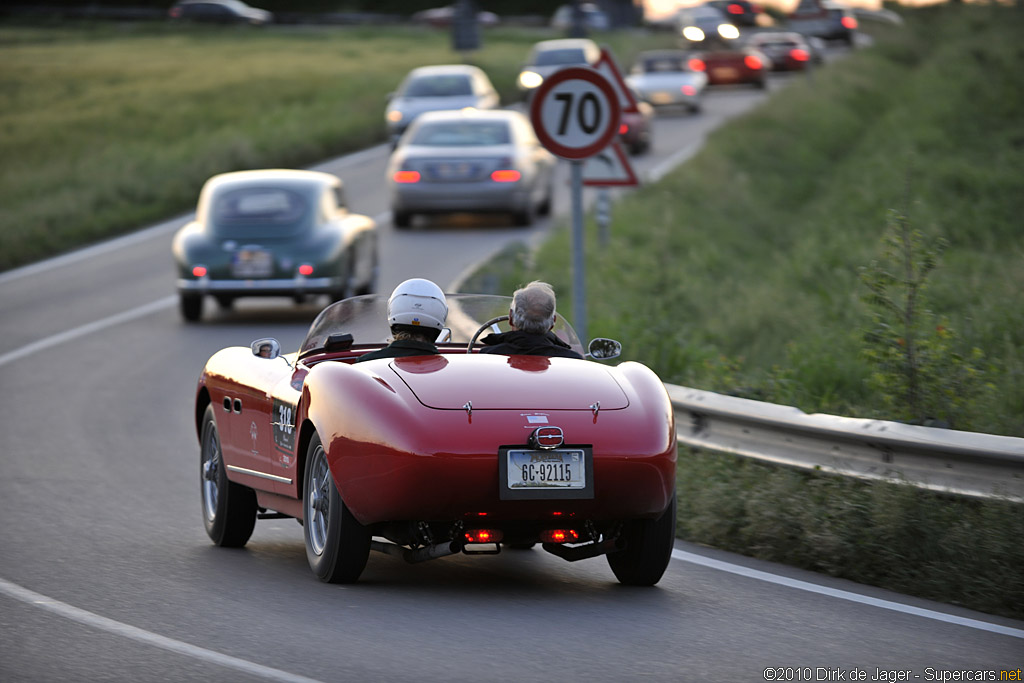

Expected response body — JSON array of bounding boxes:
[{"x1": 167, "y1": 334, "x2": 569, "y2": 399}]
[
  {"x1": 510, "y1": 281, "x2": 557, "y2": 335},
  {"x1": 387, "y1": 278, "x2": 448, "y2": 342}
]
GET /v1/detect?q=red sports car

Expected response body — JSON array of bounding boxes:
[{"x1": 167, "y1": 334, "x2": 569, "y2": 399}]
[
  {"x1": 194, "y1": 294, "x2": 677, "y2": 585},
  {"x1": 691, "y1": 45, "x2": 770, "y2": 88}
]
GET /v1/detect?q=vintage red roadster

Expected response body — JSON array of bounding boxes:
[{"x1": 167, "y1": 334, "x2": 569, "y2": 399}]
[{"x1": 194, "y1": 294, "x2": 677, "y2": 585}]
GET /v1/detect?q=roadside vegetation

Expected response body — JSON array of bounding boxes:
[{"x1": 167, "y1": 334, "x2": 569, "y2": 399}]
[
  {"x1": 459, "y1": 4, "x2": 1024, "y2": 618},
  {"x1": 0, "y1": 21, "x2": 676, "y2": 271},
  {"x1": 3, "y1": 6, "x2": 1020, "y2": 619}
]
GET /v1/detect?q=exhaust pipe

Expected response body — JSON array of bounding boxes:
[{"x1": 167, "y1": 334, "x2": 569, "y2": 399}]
[
  {"x1": 371, "y1": 539, "x2": 463, "y2": 564},
  {"x1": 542, "y1": 537, "x2": 625, "y2": 562}
]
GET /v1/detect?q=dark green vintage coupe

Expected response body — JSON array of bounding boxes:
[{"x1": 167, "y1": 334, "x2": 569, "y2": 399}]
[{"x1": 172, "y1": 169, "x2": 378, "y2": 321}]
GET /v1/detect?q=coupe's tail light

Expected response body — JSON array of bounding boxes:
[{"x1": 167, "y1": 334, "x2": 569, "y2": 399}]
[
  {"x1": 744, "y1": 55, "x2": 763, "y2": 70},
  {"x1": 841, "y1": 16, "x2": 858, "y2": 29},
  {"x1": 682, "y1": 85, "x2": 696, "y2": 96},
  {"x1": 791, "y1": 48, "x2": 810, "y2": 62},
  {"x1": 618, "y1": 123, "x2": 629, "y2": 135},
  {"x1": 192, "y1": 265, "x2": 208, "y2": 277},
  {"x1": 688, "y1": 58, "x2": 706, "y2": 72},
  {"x1": 540, "y1": 529, "x2": 580, "y2": 543},
  {"x1": 298, "y1": 264, "x2": 314, "y2": 276},
  {"x1": 392, "y1": 170, "x2": 421, "y2": 183},
  {"x1": 490, "y1": 169, "x2": 521, "y2": 183},
  {"x1": 464, "y1": 529, "x2": 503, "y2": 543}
]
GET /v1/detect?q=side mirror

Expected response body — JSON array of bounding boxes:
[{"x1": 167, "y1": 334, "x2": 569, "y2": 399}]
[
  {"x1": 587, "y1": 338, "x2": 622, "y2": 360},
  {"x1": 251, "y1": 338, "x2": 281, "y2": 359}
]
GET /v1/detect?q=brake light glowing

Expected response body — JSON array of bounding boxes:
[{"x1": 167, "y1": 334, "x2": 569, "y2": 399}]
[
  {"x1": 298, "y1": 264, "x2": 314, "y2": 276},
  {"x1": 192, "y1": 266, "x2": 207, "y2": 277},
  {"x1": 791, "y1": 49, "x2": 810, "y2": 62},
  {"x1": 688, "y1": 58, "x2": 706, "y2": 72},
  {"x1": 540, "y1": 529, "x2": 579, "y2": 543},
  {"x1": 744, "y1": 55, "x2": 763, "y2": 70},
  {"x1": 465, "y1": 529, "x2": 502, "y2": 543},
  {"x1": 682, "y1": 85, "x2": 696, "y2": 96},
  {"x1": 393, "y1": 171, "x2": 420, "y2": 183},
  {"x1": 841, "y1": 16, "x2": 857, "y2": 29},
  {"x1": 619, "y1": 123, "x2": 628, "y2": 135},
  {"x1": 727, "y1": 3, "x2": 743, "y2": 14},
  {"x1": 490, "y1": 170, "x2": 521, "y2": 182}
]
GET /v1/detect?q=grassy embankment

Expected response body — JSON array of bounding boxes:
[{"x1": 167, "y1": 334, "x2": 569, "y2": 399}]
[
  {"x1": 461, "y1": 4, "x2": 1024, "y2": 619},
  {"x1": 0, "y1": 21, "x2": 676, "y2": 271}
]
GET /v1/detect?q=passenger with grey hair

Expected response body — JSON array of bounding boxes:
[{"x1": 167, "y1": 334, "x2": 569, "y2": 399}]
[{"x1": 479, "y1": 281, "x2": 583, "y2": 359}]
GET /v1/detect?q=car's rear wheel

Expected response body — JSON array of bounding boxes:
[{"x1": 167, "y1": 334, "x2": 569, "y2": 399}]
[
  {"x1": 180, "y1": 293, "x2": 203, "y2": 322},
  {"x1": 200, "y1": 404, "x2": 257, "y2": 547},
  {"x1": 304, "y1": 433, "x2": 370, "y2": 583},
  {"x1": 606, "y1": 493, "x2": 676, "y2": 586},
  {"x1": 393, "y1": 210, "x2": 412, "y2": 229}
]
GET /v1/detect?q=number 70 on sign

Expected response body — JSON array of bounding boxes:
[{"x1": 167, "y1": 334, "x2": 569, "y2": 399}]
[{"x1": 529, "y1": 67, "x2": 621, "y2": 161}]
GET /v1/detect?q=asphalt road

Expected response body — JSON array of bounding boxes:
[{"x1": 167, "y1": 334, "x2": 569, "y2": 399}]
[{"x1": 1, "y1": 70, "x2": 1021, "y2": 682}]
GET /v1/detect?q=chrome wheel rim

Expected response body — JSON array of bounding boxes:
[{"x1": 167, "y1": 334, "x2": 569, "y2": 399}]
[
  {"x1": 306, "y1": 444, "x2": 331, "y2": 556},
  {"x1": 201, "y1": 424, "x2": 220, "y2": 522}
]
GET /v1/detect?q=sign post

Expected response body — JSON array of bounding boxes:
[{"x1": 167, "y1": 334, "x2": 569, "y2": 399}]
[{"x1": 529, "y1": 67, "x2": 621, "y2": 346}]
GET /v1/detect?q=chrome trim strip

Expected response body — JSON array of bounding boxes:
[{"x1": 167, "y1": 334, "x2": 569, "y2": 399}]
[{"x1": 226, "y1": 465, "x2": 293, "y2": 485}]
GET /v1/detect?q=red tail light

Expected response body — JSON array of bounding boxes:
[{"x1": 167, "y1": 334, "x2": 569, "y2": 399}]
[
  {"x1": 744, "y1": 55, "x2": 763, "y2": 70},
  {"x1": 490, "y1": 169, "x2": 521, "y2": 183},
  {"x1": 618, "y1": 123, "x2": 629, "y2": 135},
  {"x1": 392, "y1": 170, "x2": 420, "y2": 183},
  {"x1": 791, "y1": 48, "x2": 810, "y2": 62},
  {"x1": 682, "y1": 85, "x2": 696, "y2": 96},
  {"x1": 298, "y1": 264, "x2": 314, "y2": 276},
  {"x1": 727, "y1": 4, "x2": 743, "y2": 14},
  {"x1": 192, "y1": 266, "x2": 207, "y2": 277},
  {"x1": 841, "y1": 16, "x2": 857, "y2": 29},
  {"x1": 465, "y1": 529, "x2": 503, "y2": 543},
  {"x1": 540, "y1": 529, "x2": 580, "y2": 543},
  {"x1": 688, "y1": 58, "x2": 706, "y2": 72}
]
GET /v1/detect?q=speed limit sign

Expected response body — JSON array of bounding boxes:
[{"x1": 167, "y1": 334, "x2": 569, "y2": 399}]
[{"x1": 529, "y1": 67, "x2": 621, "y2": 160}]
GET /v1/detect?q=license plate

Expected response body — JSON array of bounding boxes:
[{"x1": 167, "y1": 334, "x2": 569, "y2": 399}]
[
  {"x1": 712, "y1": 66, "x2": 739, "y2": 80},
  {"x1": 651, "y1": 91, "x2": 674, "y2": 104},
  {"x1": 232, "y1": 249, "x2": 273, "y2": 278},
  {"x1": 433, "y1": 162, "x2": 477, "y2": 181},
  {"x1": 499, "y1": 446, "x2": 594, "y2": 500}
]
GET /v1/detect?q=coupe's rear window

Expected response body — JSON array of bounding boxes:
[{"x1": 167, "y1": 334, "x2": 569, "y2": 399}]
[
  {"x1": 533, "y1": 49, "x2": 587, "y2": 66},
  {"x1": 403, "y1": 75, "x2": 473, "y2": 98},
  {"x1": 409, "y1": 121, "x2": 511, "y2": 147},
  {"x1": 213, "y1": 188, "x2": 306, "y2": 222}
]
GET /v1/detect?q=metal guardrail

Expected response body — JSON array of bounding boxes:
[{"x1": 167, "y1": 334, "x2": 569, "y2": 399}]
[{"x1": 666, "y1": 384, "x2": 1024, "y2": 502}]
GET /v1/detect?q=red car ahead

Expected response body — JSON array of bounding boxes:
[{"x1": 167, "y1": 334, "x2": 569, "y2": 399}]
[
  {"x1": 194, "y1": 294, "x2": 678, "y2": 585},
  {"x1": 690, "y1": 44, "x2": 769, "y2": 88}
]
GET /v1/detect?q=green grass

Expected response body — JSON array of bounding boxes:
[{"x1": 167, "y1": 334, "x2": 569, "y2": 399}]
[
  {"x1": 0, "y1": 21, "x2": 677, "y2": 270},
  {"x1": 457, "y1": 4, "x2": 1024, "y2": 618}
]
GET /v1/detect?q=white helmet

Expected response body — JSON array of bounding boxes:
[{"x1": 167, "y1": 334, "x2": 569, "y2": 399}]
[{"x1": 387, "y1": 278, "x2": 448, "y2": 332}]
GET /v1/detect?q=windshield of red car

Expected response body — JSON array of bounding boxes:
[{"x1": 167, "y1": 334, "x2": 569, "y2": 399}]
[{"x1": 298, "y1": 294, "x2": 583, "y2": 358}]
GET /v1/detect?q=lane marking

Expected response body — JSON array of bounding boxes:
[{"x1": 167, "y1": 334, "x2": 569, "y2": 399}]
[
  {"x1": 672, "y1": 549, "x2": 1024, "y2": 639},
  {"x1": 0, "y1": 577, "x2": 324, "y2": 683},
  {"x1": 0, "y1": 295, "x2": 177, "y2": 368}
]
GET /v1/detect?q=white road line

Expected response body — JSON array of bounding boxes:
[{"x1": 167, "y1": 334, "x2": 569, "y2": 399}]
[
  {"x1": 672, "y1": 549, "x2": 1024, "y2": 639},
  {"x1": 0, "y1": 577, "x2": 324, "y2": 683},
  {"x1": 0, "y1": 295, "x2": 177, "y2": 368}
]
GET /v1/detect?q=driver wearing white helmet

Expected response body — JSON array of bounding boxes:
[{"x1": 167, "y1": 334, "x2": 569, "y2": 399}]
[{"x1": 354, "y1": 278, "x2": 448, "y2": 363}]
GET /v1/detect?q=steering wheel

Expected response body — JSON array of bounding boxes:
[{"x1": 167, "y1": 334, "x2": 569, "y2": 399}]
[{"x1": 467, "y1": 315, "x2": 509, "y2": 353}]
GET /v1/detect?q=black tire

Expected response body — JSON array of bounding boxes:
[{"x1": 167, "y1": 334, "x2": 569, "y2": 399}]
[
  {"x1": 513, "y1": 200, "x2": 535, "y2": 227},
  {"x1": 607, "y1": 493, "x2": 677, "y2": 586},
  {"x1": 180, "y1": 293, "x2": 202, "y2": 322},
  {"x1": 303, "y1": 433, "x2": 370, "y2": 583},
  {"x1": 393, "y1": 210, "x2": 412, "y2": 229},
  {"x1": 200, "y1": 404, "x2": 257, "y2": 547}
]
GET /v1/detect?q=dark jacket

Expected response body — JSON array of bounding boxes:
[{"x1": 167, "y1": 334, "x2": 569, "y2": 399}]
[
  {"x1": 479, "y1": 330, "x2": 583, "y2": 359},
  {"x1": 354, "y1": 339, "x2": 438, "y2": 363}
]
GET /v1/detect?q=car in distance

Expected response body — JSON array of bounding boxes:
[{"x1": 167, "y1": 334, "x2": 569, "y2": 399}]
[
  {"x1": 550, "y1": 3, "x2": 610, "y2": 32},
  {"x1": 618, "y1": 92, "x2": 655, "y2": 155},
  {"x1": 674, "y1": 5, "x2": 741, "y2": 46},
  {"x1": 385, "y1": 64, "x2": 500, "y2": 144},
  {"x1": 193, "y1": 293, "x2": 678, "y2": 585},
  {"x1": 517, "y1": 38, "x2": 600, "y2": 95},
  {"x1": 387, "y1": 109, "x2": 556, "y2": 228},
  {"x1": 168, "y1": 0, "x2": 273, "y2": 25},
  {"x1": 706, "y1": 0, "x2": 763, "y2": 27},
  {"x1": 172, "y1": 169, "x2": 377, "y2": 322},
  {"x1": 627, "y1": 49, "x2": 708, "y2": 113},
  {"x1": 745, "y1": 31, "x2": 814, "y2": 71},
  {"x1": 690, "y1": 43, "x2": 770, "y2": 88},
  {"x1": 411, "y1": 5, "x2": 500, "y2": 28}
]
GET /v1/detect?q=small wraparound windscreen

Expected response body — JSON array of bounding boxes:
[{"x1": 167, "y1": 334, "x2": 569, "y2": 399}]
[
  {"x1": 409, "y1": 121, "x2": 511, "y2": 147},
  {"x1": 211, "y1": 187, "x2": 309, "y2": 238}
]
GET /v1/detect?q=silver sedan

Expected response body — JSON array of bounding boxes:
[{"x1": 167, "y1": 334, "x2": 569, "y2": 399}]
[
  {"x1": 387, "y1": 110, "x2": 557, "y2": 228},
  {"x1": 627, "y1": 50, "x2": 709, "y2": 113}
]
